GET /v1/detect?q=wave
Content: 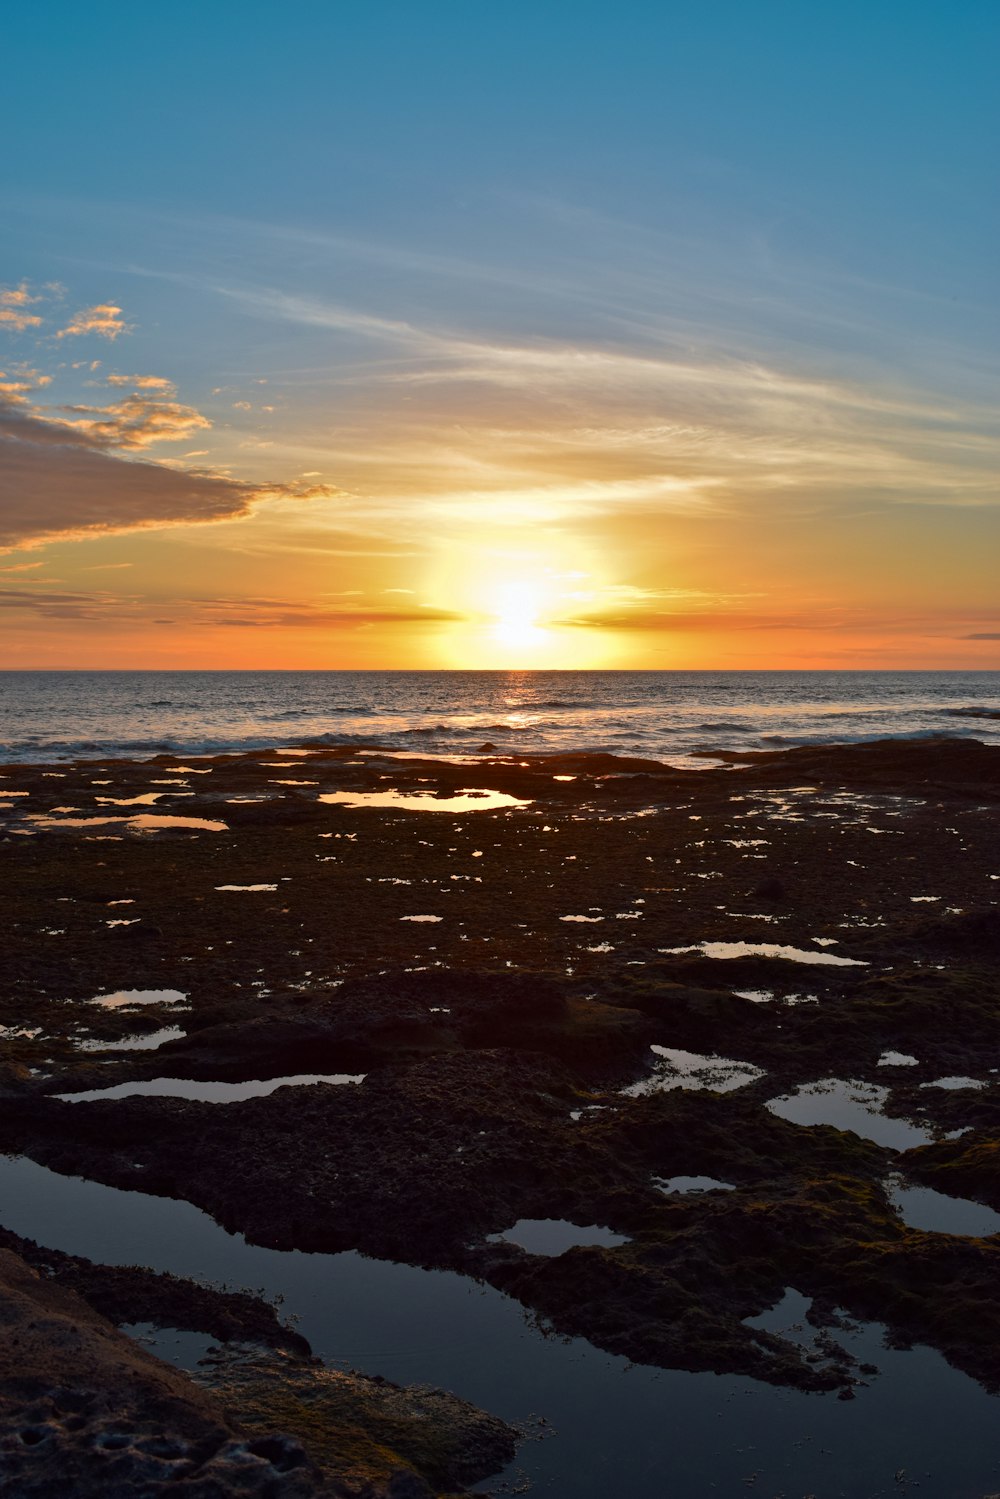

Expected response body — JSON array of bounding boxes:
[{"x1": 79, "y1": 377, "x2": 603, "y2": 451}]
[
  {"x1": 4, "y1": 672, "x2": 1000, "y2": 766},
  {"x1": 519, "y1": 698, "x2": 591, "y2": 709},
  {"x1": 260, "y1": 706, "x2": 399, "y2": 720},
  {"x1": 943, "y1": 706, "x2": 1000, "y2": 721},
  {"x1": 393, "y1": 722, "x2": 537, "y2": 737},
  {"x1": 750, "y1": 729, "x2": 975, "y2": 749}
]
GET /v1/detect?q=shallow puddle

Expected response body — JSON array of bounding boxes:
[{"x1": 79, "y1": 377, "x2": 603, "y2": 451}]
[
  {"x1": 486, "y1": 1219, "x2": 629, "y2": 1255},
  {"x1": 75, "y1": 1026, "x2": 187, "y2": 1053},
  {"x1": 95, "y1": 792, "x2": 165, "y2": 806},
  {"x1": 88, "y1": 989, "x2": 188, "y2": 1010},
  {"x1": 921, "y1": 1077, "x2": 986, "y2": 1091},
  {"x1": 659, "y1": 941, "x2": 867, "y2": 967},
  {"x1": 215, "y1": 883, "x2": 278, "y2": 892},
  {"x1": 655, "y1": 1175, "x2": 736, "y2": 1195},
  {"x1": 887, "y1": 1177, "x2": 1000, "y2": 1238},
  {"x1": 319, "y1": 788, "x2": 529, "y2": 813},
  {"x1": 766, "y1": 1079, "x2": 935, "y2": 1150},
  {"x1": 124, "y1": 1322, "x2": 218, "y2": 1369},
  {"x1": 58, "y1": 1073, "x2": 365, "y2": 1104},
  {"x1": 622, "y1": 1045, "x2": 765, "y2": 1097},
  {"x1": 0, "y1": 1156, "x2": 998, "y2": 1499},
  {"x1": 28, "y1": 813, "x2": 228, "y2": 833}
]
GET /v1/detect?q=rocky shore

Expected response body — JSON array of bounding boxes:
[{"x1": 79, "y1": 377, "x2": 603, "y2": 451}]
[{"x1": 1, "y1": 736, "x2": 999, "y2": 1492}]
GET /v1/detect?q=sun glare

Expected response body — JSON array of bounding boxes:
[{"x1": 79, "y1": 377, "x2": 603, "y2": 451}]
[
  {"x1": 425, "y1": 540, "x2": 623, "y2": 669},
  {"x1": 490, "y1": 579, "x2": 547, "y2": 652}
]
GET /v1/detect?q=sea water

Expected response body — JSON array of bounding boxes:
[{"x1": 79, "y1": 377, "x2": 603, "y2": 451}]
[{"x1": 1, "y1": 668, "x2": 998, "y2": 763}]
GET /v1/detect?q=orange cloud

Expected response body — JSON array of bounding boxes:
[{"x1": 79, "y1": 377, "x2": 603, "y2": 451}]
[
  {"x1": 0, "y1": 306, "x2": 44, "y2": 332},
  {"x1": 0, "y1": 283, "x2": 46, "y2": 329},
  {"x1": 0, "y1": 399, "x2": 339, "y2": 549},
  {"x1": 0, "y1": 400, "x2": 252, "y2": 545},
  {"x1": 0, "y1": 581, "x2": 462, "y2": 630},
  {"x1": 0, "y1": 283, "x2": 41, "y2": 308},
  {"x1": 0, "y1": 368, "x2": 54, "y2": 402},
  {"x1": 57, "y1": 394, "x2": 211, "y2": 449},
  {"x1": 106, "y1": 373, "x2": 176, "y2": 391},
  {"x1": 56, "y1": 303, "x2": 129, "y2": 340}
]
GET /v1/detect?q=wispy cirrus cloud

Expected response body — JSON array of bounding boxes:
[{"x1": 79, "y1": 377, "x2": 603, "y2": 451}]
[
  {"x1": 0, "y1": 580, "x2": 460, "y2": 629},
  {"x1": 196, "y1": 275, "x2": 999, "y2": 522}
]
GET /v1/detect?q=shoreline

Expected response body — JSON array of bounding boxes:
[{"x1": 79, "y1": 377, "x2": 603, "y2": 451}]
[{"x1": 2, "y1": 736, "x2": 1000, "y2": 1495}]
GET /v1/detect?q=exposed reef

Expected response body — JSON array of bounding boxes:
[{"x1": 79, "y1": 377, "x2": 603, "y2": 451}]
[{"x1": 2, "y1": 735, "x2": 1000, "y2": 1483}]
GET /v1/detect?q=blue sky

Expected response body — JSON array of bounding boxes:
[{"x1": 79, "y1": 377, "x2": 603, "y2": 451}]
[{"x1": 1, "y1": 2, "x2": 998, "y2": 666}]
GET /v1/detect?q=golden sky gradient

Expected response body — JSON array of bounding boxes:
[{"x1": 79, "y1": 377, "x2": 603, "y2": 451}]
[{"x1": 2, "y1": 278, "x2": 997, "y2": 671}]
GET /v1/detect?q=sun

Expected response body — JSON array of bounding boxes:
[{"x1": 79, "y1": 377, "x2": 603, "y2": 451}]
[
  {"x1": 423, "y1": 539, "x2": 623, "y2": 668},
  {"x1": 490, "y1": 578, "x2": 548, "y2": 652}
]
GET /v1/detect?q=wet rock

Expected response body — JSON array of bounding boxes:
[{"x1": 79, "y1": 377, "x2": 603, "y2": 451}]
[
  {"x1": 0, "y1": 1225, "x2": 310, "y2": 1357},
  {"x1": 196, "y1": 1345, "x2": 517, "y2": 1494},
  {"x1": 0, "y1": 1247, "x2": 322, "y2": 1496},
  {"x1": 4, "y1": 736, "x2": 1000, "y2": 1417},
  {"x1": 0, "y1": 1247, "x2": 517, "y2": 1497}
]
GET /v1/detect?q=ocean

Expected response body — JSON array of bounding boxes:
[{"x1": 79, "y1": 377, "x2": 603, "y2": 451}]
[{"x1": 0, "y1": 669, "x2": 998, "y2": 765}]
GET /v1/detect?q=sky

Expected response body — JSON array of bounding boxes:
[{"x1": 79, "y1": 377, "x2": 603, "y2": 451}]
[{"x1": 1, "y1": 0, "x2": 998, "y2": 669}]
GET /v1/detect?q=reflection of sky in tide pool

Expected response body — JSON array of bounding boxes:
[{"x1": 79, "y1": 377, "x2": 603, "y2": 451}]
[
  {"x1": 0, "y1": 1155, "x2": 999, "y2": 1499},
  {"x1": 95, "y1": 792, "x2": 166, "y2": 806},
  {"x1": 659, "y1": 941, "x2": 867, "y2": 967},
  {"x1": 319, "y1": 788, "x2": 528, "y2": 813},
  {"x1": 888, "y1": 1177, "x2": 1000, "y2": 1238},
  {"x1": 655, "y1": 1175, "x2": 736, "y2": 1195},
  {"x1": 58, "y1": 1073, "x2": 365, "y2": 1103},
  {"x1": 27, "y1": 813, "x2": 228, "y2": 832},
  {"x1": 74, "y1": 1026, "x2": 186, "y2": 1053},
  {"x1": 622, "y1": 1045, "x2": 764, "y2": 1097},
  {"x1": 486, "y1": 1219, "x2": 628, "y2": 1255},
  {"x1": 123, "y1": 1322, "x2": 218, "y2": 1370},
  {"x1": 767, "y1": 1079, "x2": 934, "y2": 1150},
  {"x1": 87, "y1": 990, "x2": 188, "y2": 1010}
]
